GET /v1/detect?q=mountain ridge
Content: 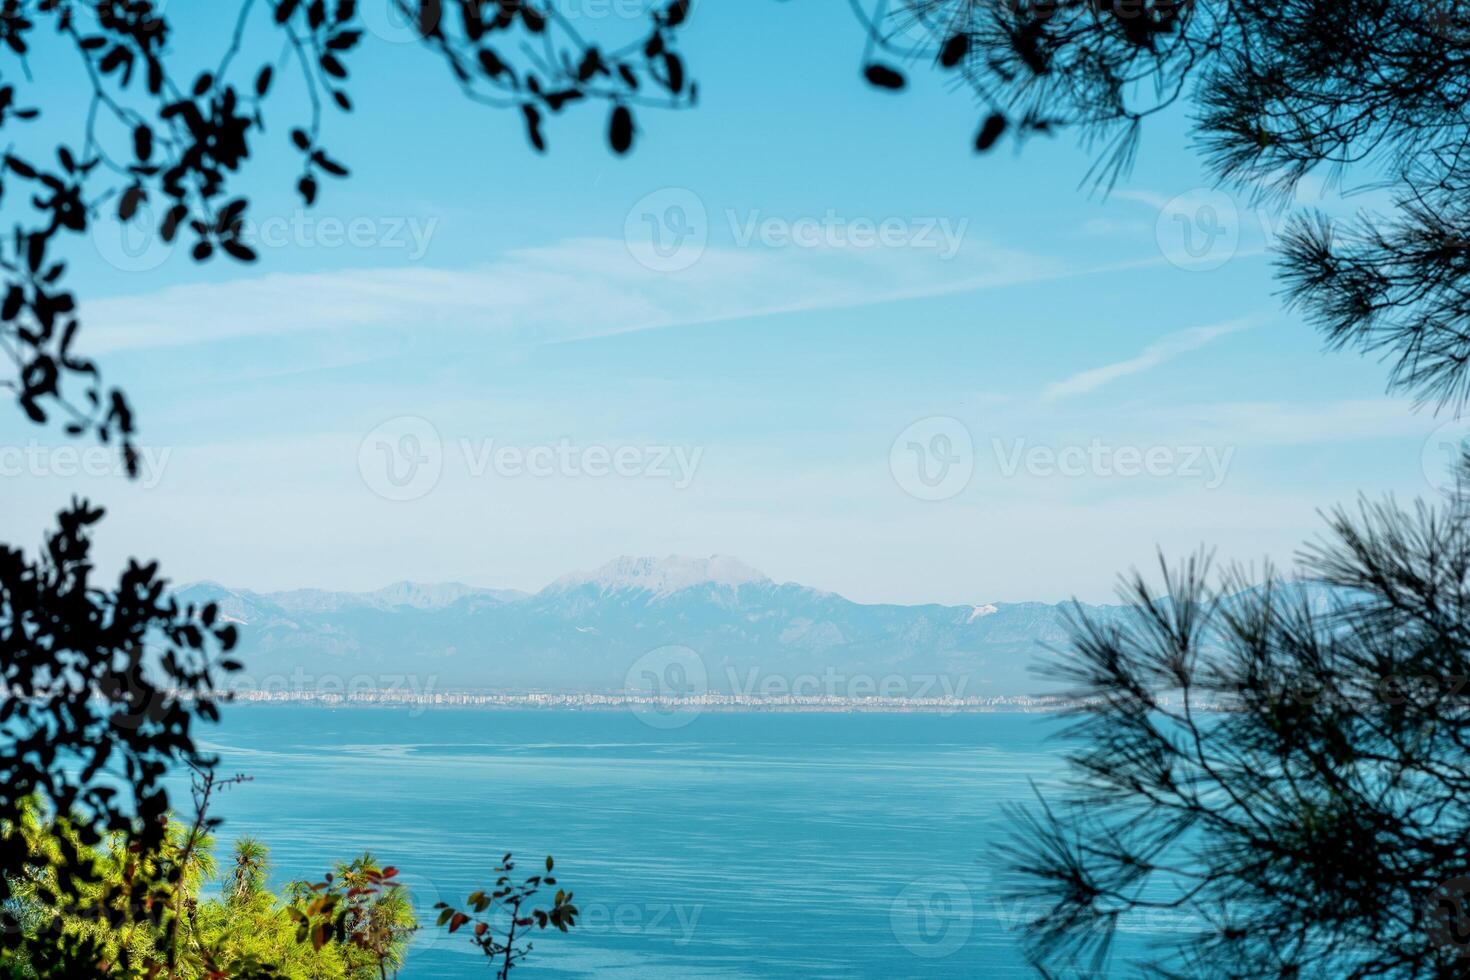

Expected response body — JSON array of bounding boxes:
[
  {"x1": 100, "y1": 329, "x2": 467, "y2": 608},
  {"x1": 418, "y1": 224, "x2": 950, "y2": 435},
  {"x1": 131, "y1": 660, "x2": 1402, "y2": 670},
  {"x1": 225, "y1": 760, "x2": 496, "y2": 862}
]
[{"x1": 177, "y1": 555, "x2": 1136, "y2": 696}]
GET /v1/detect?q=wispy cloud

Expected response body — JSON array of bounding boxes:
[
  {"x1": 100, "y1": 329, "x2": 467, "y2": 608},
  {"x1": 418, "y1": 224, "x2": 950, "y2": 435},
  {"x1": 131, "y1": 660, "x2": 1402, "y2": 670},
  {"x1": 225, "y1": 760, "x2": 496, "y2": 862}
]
[
  {"x1": 1042, "y1": 317, "x2": 1260, "y2": 401},
  {"x1": 84, "y1": 236, "x2": 1072, "y2": 355}
]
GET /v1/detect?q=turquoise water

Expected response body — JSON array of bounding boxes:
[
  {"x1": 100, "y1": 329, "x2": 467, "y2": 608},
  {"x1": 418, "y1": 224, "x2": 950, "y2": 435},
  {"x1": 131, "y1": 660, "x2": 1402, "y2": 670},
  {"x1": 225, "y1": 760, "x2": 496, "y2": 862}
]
[{"x1": 183, "y1": 707, "x2": 1076, "y2": 978}]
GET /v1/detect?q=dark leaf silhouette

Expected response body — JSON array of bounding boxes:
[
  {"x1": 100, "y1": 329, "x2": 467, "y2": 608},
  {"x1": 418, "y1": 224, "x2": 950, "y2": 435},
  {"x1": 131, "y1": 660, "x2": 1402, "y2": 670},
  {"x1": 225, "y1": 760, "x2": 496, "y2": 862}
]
[
  {"x1": 0, "y1": 501, "x2": 240, "y2": 924},
  {"x1": 939, "y1": 33, "x2": 969, "y2": 68},
  {"x1": 974, "y1": 112, "x2": 1007, "y2": 151},
  {"x1": 0, "y1": 0, "x2": 698, "y2": 462},
  {"x1": 854, "y1": 0, "x2": 1470, "y2": 408},
  {"x1": 609, "y1": 105, "x2": 635, "y2": 154},
  {"x1": 863, "y1": 63, "x2": 905, "y2": 90}
]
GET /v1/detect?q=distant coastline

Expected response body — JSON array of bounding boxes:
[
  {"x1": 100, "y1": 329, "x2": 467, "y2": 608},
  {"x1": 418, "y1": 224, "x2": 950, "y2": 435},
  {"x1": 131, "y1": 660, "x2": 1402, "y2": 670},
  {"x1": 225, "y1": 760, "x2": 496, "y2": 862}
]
[{"x1": 222, "y1": 689, "x2": 1077, "y2": 714}]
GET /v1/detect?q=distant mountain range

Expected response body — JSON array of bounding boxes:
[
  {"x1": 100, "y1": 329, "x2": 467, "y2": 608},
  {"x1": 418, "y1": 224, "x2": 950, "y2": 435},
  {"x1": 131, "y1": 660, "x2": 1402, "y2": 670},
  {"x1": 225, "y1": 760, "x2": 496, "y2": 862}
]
[{"x1": 180, "y1": 556, "x2": 1139, "y2": 697}]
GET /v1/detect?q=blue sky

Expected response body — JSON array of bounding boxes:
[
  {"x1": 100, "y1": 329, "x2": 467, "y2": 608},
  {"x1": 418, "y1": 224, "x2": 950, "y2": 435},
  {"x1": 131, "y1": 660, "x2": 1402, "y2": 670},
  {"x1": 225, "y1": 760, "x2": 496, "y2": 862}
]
[{"x1": 0, "y1": 1, "x2": 1453, "y2": 604}]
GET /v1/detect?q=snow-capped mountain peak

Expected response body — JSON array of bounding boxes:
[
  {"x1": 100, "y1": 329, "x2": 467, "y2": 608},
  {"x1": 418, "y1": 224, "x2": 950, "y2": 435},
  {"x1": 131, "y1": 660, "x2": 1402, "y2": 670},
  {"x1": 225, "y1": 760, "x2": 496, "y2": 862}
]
[
  {"x1": 366, "y1": 581, "x2": 523, "y2": 610},
  {"x1": 967, "y1": 603, "x2": 1000, "y2": 622},
  {"x1": 548, "y1": 555, "x2": 771, "y2": 596}
]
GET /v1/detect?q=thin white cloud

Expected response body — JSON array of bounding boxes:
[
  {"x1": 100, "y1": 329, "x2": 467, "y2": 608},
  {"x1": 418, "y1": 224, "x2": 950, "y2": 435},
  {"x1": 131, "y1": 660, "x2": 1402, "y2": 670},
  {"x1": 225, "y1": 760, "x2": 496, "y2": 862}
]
[
  {"x1": 1112, "y1": 189, "x2": 1173, "y2": 211},
  {"x1": 83, "y1": 236, "x2": 1072, "y2": 355},
  {"x1": 1150, "y1": 398, "x2": 1427, "y2": 447},
  {"x1": 1042, "y1": 317, "x2": 1260, "y2": 401}
]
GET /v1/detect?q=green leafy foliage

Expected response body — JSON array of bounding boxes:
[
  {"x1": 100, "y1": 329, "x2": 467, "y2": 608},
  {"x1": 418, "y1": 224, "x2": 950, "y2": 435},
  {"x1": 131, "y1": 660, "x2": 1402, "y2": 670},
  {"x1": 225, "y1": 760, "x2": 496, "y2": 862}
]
[
  {"x1": 433, "y1": 854, "x2": 578, "y2": 979},
  {"x1": 286, "y1": 855, "x2": 414, "y2": 975},
  {"x1": 5, "y1": 799, "x2": 411, "y2": 975},
  {"x1": 0, "y1": 502, "x2": 241, "y2": 950}
]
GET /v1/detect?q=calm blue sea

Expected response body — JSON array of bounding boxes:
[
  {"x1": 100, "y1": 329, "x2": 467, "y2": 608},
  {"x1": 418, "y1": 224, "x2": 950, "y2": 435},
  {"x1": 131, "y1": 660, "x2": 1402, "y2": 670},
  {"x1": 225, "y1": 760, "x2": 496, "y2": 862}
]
[{"x1": 179, "y1": 707, "x2": 1090, "y2": 978}]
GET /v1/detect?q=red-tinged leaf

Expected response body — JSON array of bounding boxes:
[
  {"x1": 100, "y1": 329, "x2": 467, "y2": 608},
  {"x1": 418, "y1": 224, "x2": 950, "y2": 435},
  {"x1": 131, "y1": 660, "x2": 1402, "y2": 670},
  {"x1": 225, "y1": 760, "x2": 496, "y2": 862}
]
[{"x1": 449, "y1": 912, "x2": 469, "y2": 933}]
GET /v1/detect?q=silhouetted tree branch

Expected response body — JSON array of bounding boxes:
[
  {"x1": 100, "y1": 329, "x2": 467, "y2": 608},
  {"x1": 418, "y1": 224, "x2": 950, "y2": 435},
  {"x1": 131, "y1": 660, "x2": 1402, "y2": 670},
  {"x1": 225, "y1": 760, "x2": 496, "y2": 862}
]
[
  {"x1": 0, "y1": 499, "x2": 242, "y2": 937},
  {"x1": 1005, "y1": 456, "x2": 1470, "y2": 977},
  {"x1": 857, "y1": 0, "x2": 1470, "y2": 410},
  {"x1": 0, "y1": 0, "x2": 695, "y2": 464}
]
